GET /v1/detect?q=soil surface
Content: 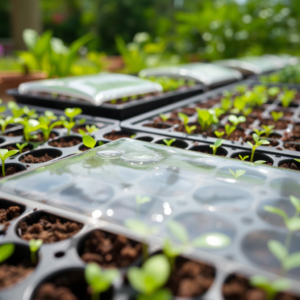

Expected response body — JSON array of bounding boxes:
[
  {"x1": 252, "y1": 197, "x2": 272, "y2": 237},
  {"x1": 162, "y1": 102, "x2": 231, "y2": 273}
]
[
  {"x1": 4, "y1": 129, "x2": 23, "y2": 137},
  {"x1": 1, "y1": 144, "x2": 31, "y2": 152},
  {"x1": 243, "y1": 136, "x2": 279, "y2": 148},
  {"x1": 223, "y1": 274, "x2": 300, "y2": 300},
  {"x1": 211, "y1": 128, "x2": 245, "y2": 141},
  {"x1": 81, "y1": 230, "x2": 142, "y2": 268},
  {"x1": 0, "y1": 166, "x2": 24, "y2": 178},
  {"x1": 18, "y1": 214, "x2": 83, "y2": 243},
  {"x1": 282, "y1": 132, "x2": 300, "y2": 143},
  {"x1": 166, "y1": 256, "x2": 215, "y2": 298},
  {"x1": 72, "y1": 125, "x2": 99, "y2": 133},
  {"x1": 172, "y1": 107, "x2": 197, "y2": 116},
  {"x1": 34, "y1": 284, "x2": 78, "y2": 300},
  {"x1": 191, "y1": 147, "x2": 226, "y2": 157},
  {"x1": 0, "y1": 206, "x2": 21, "y2": 224},
  {"x1": 234, "y1": 155, "x2": 273, "y2": 166},
  {"x1": 20, "y1": 153, "x2": 58, "y2": 164},
  {"x1": 29, "y1": 132, "x2": 57, "y2": 143},
  {"x1": 0, "y1": 263, "x2": 34, "y2": 289},
  {"x1": 49, "y1": 137, "x2": 81, "y2": 148},
  {"x1": 154, "y1": 117, "x2": 181, "y2": 125},
  {"x1": 104, "y1": 131, "x2": 132, "y2": 141},
  {"x1": 284, "y1": 144, "x2": 300, "y2": 151},
  {"x1": 260, "y1": 119, "x2": 290, "y2": 130},
  {"x1": 272, "y1": 110, "x2": 294, "y2": 117},
  {"x1": 250, "y1": 107, "x2": 265, "y2": 117},
  {"x1": 279, "y1": 161, "x2": 300, "y2": 171},
  {"x1": 143, "y1": 122, "x2": 171, "y2": 129},
  {"x1": 196, "y1": 98, "x2": 220, "y2": 108}
]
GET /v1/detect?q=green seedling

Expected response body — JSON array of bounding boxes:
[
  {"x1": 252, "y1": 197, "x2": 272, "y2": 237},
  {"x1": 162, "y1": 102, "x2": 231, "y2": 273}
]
[
  {"x1": 14, "y1": 118, "x2": 40, "y2": 141},
  {"x1": 220, "y1": 97, "x2": 232, "y2": 112},
  {"x1": 167, "y1": 220, "x2": 231, "y2": 249},
  {"x1": 223, "y1": 90, "x2": 234, "y2": 98},
  {"x1": 271, "y1": 111, "x2": 284, "y2": 122},
  {"x1": 261, "y1": 125, "x2": 275, "y2": 138},
  {"x1": 23, "y1": 106, "x2": 38, "y2": 119},
  {"x1": 224, "y1": 124, "x2": 236, "y2": 139},
  {"x1": 65, "y1": 107, "x2": 82, "y2": 123},
  {"x1": 235, "y1": 84, "x2": 248, "y2": 94},
  {"x1": 214, "y1": 130, "x2": 225, "y2": 138},
  {"x1": 295, "y1": 159, "x2": 300, "y2": 163},
  {"x1": 131, "y1": 134, "x2": 136, "y2": 139},
  {"x1": 163, "y1": 238, "x2": 184, "y2": 271},
  {"x1": 39, "y1": 116, "x2": 62, "y2": 141},
  {"x1": 231, "y1": 96, "x2": 247, "y2": 114},
  {"x1": 0, "y1": 149, "x2": 19, "y2": 177},
  {"x1": 250, "y1": 275, "x2": 290, "y2": 300},
  {"x1": 7, "y1": 101, "x2": 24, "y2": 118},
  {"x1": 0, "y1": 116, "x2": 13, "y2": 134},
  {"x1": 254, "y1": 160, "x2": 267, "y2": 164},
  {"x1": 247, "y1": 134, "x2": 270, "y2": 162},
  {"x1": 0, "y1": 99, "x2": 6, "y2": 115},
  {"x1": 128, "y1": 254, "x2": 171, "y2": 300},
  {"x1": 122, "y1": 96, "x2": 129, "y2": 103},
  {"x1": 178, "y1": 112, "x2": 196, "y2": 134},
  {"x1": 0, "y1": 243, "x2": 14, "y2": 263},
  {"x1": 16, "y1": 143, "x2": 28, "y2": 154},
  {"x1": 85, "y1": 263, "x2": 119, "y2": 300},
  {"x1": 264, "y1": 195, "x2": 300, "y2": 276},
  {"x1": 268, "y1": 87, "x2": 281, "y2": 98},
  {"x1": 212, "y1": 108, "x2": 225, "y2": 118},
  {"x1": 43, "y1": 110, "x2": 57, "y2": 121},
  {"x1": 196, "y1": 108, "x2": 217, "y2": 132},
  {"x1": 239, "y1": 155, "x2": 249, "y2": 161},
  {"x1": 209, "y1": 139, "x2": 223, "y2": 155},
  {"x1": 63, "y1": 120, "x2": 76, "y2": 136},
  {"x1": 253, "y1": 128, "x2": 266, "y2": 137},
  {"x1": 280, "y1": 89, "x2": 297, "y2": 107},
  {"x1": 229, "y1": 169, "x2": 246, "y2": 179},
  {"x1": 135, "y1": 195, "x2": 151, "y2": 219},
  {"x1": 83, "y1": 135, "x2": 97, "y2": 149},
  {"x1": 163, "y1": 139, "x2": 176, "y2": 147},
  {"x1": 79, "y1": 125, "x2": 98, "y2": 136},
  {"x1": 159, "y1": 113, "x2": 169, "y2": 122},
  {"x1": 228, "y1": 115, "x2": 246, "y2": 127},
  {"x1": 125, "y1": 219, "x2": 158, "y2": 262},
  {"x1": 242, "y1": 107, "x2": 253, "y2": 117},
  {"x1": 98, "y1": 141, "x2": 104, "y2": 146},
  {"x1": 29, "y1": 239, "x2": 42, "y2": 265},
  {"x1": 184, "y1": 124, "x2": 197, "y2": 134}
]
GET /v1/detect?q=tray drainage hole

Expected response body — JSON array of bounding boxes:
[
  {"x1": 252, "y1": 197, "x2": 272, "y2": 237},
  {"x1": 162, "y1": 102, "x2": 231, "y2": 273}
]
[
  {"x1": 241, "y1": 217, "x2": 252, "y2": 224},
  {"x1": 54, "y1": 251, "x2": 65, "y2": 258}
]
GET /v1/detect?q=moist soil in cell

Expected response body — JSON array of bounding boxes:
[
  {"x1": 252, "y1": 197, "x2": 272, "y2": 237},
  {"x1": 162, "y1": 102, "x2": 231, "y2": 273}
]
[
  {"x1": 20, "y1": 153, "x2": 59, "y2": 164},
  {"x1": 18, "y1": 214, "x2": 83, "y2": 243},
  {"x1": 49, "y1": 137, "x2": 82, "y2": 148},
  {"x1": 104, "y1": 131, "x2": 132, "y2": 140},
  {"x1": 80, "y1": 230, "x2": 142, "y2": 268}
]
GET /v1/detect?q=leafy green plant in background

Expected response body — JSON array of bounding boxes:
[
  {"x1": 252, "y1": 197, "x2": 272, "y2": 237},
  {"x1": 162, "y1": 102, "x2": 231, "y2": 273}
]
[
  {"x1": 209, "y1": 139, "x2": 223, "y2": 155},
  {"x1": 0, "y1": 149, "x2": 19, "y2": 177},
  {"x1": 229, "y1": 169, "x2": 246, "y2": 179},
  {"x1": 268, "y1": 87, "x2": 281, "y2": 98},
  {"x1": 0, "y1": 116, "x2": 13, "y2": 135},
  {"x1": 220, "y1": 97, "x2": 232, "y2": 113},
  {"x1": 163, "y1": 238, "x2": 184, "y2": 272},
  {"x1": 247, "y1": 133, "x2": 270, "y2": 162},
  {"x1": 228, "y1": 115, "x2": 246, "y2": 127},
  {"x1": 63, "y1": 107, "x2": 84, "y2": 135},
  {"x1": 196, "y1": 108, "x2": 217, "y2": 132},
  {"x1": 253, "y1": 128, "x2": 266, "y2": 137},
  {"x1": 79, "y1": 125, "x2": 98, "y2": 136},
  {"x1": 0, "y1": 244, "x2": 15, "y2": 263},
  {"x1": 7, "y1": 102, "x2": 24, "y2": 118},
  {"x1": 29, "y1": 239, "x2": 42, "y2": 265},
  {"x1": 85, "y1": 263, "x2": 119, "y2": 300},
  {"x1": 128, "y1": 254, "x2": 171, "y2": 300},
  {"x1": 261, "y1": 125, "x2": 275, "y2": 138},
  {"x1": 261, "y1": 65, "x2": 300, "y2": 85},
  {"x1": 16, "y1": 143, "x2": 29, "y2": 154},
  {"x1": 163, "y1": 139, "x2": 176, "y2": 147},
  {"x1": 178, "y1": 112, "x2": 196, "y2": 134},
  {"x1": 159, "y1": 113, "x2": 169, "y2": 122},
  {"x1": 224, "y1": 124, "x2": 236, "y2": 139},
  {"x1": 279, "y1": 89, "x2": 297, "y2": 107},
  {"x1": 14, "y1": 118, "x2": 40, "y2": 142},
  {"x1": 271, "y1": 111, "x2": 284, "y2": 122}
]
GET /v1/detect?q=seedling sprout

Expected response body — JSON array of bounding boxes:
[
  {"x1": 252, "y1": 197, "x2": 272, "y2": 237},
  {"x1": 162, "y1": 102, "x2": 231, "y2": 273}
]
[
  {"x1": 0, "y1": 149, "x2": 19, "y2": 177},
  {"x1": 79, "y1": 125, "x2": 98, "y2": 136},
  {"x1": 128, "y1": 254, "x2": 171, "y2": 300},
  {"x1": 0, "y1": 99, "x2": 6, "y2": 115},
  {"x1": 214, "y1": 130, "x2": 225, "y2": 138},
  {"x1": 178, "y1": 112, "x2": 196, "y2": 134},
  {"x1": 196, "y1": 108, "x2": 217, "y2": 132},
  {"x1": 65, "y1": 107, "x2": 82, "y2": 123},
  {"x1": 261, "y1": 125, "x2": 274, "y2": 138},
  {"x1": 280, "y1": 89, "x2": 296, "y2": 107},
  {"x1": 0, "y1": 243, "x2": 14, "y2": 263},
  {"x1": 253, "y1": 128, "x2": 265, "y2": 137},
  {"x1": 7, "y1": 101, "x2": 24, "y2": 118},
  {"x1": 29, "y1": 239, "x2": 42, "y2": 265},
  {"x1": 239, "y1": 155, "x2": 249, "y2": 161},
  {"x1": 229, "y1": 169, "x2": 246, "y2": 179},
  {"x1": 16, "y1": 142, "x2": 28, "y2": 154},
  {"x1": 159, "y1": 113, "x2": 169, "y2": 122},
  {"x1": 131, "y1": 134, "x2": 136, "y2": 139},
  {"x1": 39, "y1": 116, "x2": 62, "y2": 141},
  {"x1": 83, "y1": 135, "x2": 97, "y2": 149},
  {"x1": 228, "y1": 115, "x2": 246, "y2": 127},
  {"x1": 209, "y1": 139, "x2": 223, "y2": 155},
  {"x1": 247, "y1": 134, "x2": 270, "y2": 162},
  {"x1": 271, "y1": 111, "x2": 283, "y2": 122},
  {"x1": 163, "y1": 238, "x2": 184, "y2": 271},
  {"x1": 295, "y1": 159, "x2": 300, "y2": 163},
  {"x1": 163, "y1": 139, "x2": 176, "y2": 147},
  {"x1": 268, "y1": 87, "x2": 280, "y2": 98},
  {"x1": 224, "y1": 124, "x2": 236, "y2": 139},
  {"x1": 14, "y1": 118, "x2": 40, "y2": 141},
  {"x1": 85, "y1": 263, "x2": 119, "y2": 300},
  {"x1": 0, "y1": 116, "x2": 13, "y2": 134}
]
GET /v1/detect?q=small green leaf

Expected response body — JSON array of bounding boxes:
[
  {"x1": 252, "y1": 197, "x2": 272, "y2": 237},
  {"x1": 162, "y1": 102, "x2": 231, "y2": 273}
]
[
  {"x1": 0, "y1": 243, "x2": 15, "y2": 263},
  {"x1": 264, "y1": 206, "x2": 288, "y2": 221},
  {"x1": 79, "y1": 129, "x2": 87, "y2": 136},
  {"x1": 268, "y1": 240, "x2": 287, "y2": 263},
  {"x1": 250, "y1": 275, "x2": 269, "y2": 287},
  {"x1": 192, "y1": 232, "x2": 231, "y2": 248},
  {"x1": 3, "y1": 150, "x2": 19, "y2": 160},
  {"x1": 167, "y1": 220, "x2": 189, "y2": 244},
  {"x1": 125, "y1": 219, "x2": 158, "y2": 236},
  {"x1": 83, "y1": 135, "x2": 96, "y2": 149},
  {"x1": 29, "y1": 239, "x2": 43, "y2": 252},
  {"x1": 253, "y1": 133, "x2": 259, "y2": 143},
  {"x1": 0, "y1": 149, "x2": 8, "y2": 158},
  {"x1": 294, "y1": 159, "x2": 300, "y2": 163},
  {"x1": 239, "y1": 155, "x2": 249, "y2": 161},
  {"x1": 214, "y1": 139, "x2": 223, "y2": 148},
  {"x1": 272, "y1": 278, "x2": 291, "y2": 292},
  {"x1": 284, "y1": 252, "x2": 300, "y2": 271},
  {"x1": 254, "y1": 160, "x2": 266, "y2": 164},
  {"x1": 247, "y1": 141, "x2": 254, "y2": 148},
  {"x1": 285, "y1": 217, "x2": 300, "y2": 231},
  {"x1": 229, "y1": 169, "x2": 246, "y2": 179},
  {"x1": 290, "y1": 195, "x2": 300, "y2": 211}
]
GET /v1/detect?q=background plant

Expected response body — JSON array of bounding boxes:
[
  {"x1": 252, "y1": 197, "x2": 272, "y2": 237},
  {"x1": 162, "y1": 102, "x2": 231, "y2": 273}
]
[{"x1": 0, "y1": 149, "x2": 19, "y2": 177}]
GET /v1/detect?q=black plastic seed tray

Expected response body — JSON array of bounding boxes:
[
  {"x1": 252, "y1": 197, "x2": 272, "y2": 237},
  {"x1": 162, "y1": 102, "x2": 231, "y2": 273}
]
[
  {"x1": 0, "y1": 139, "x2": 300, "y2": 299},
  {"x1": 0, "y1": 105, "x2": 119, "y2": 175},
  {"x1": 121, "y1": 80, "x2": 300, "y2": 167},
  {"x1": 8, "y1": 84, "x2": 204, "y2": 120}
]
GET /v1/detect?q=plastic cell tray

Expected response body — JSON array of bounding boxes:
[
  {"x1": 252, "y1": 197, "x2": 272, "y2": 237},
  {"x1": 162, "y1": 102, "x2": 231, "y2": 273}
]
[
  {"x1": 0, "y1": 139, "x2": 300, "y2": 298},
  {"x1": 121, "y1": 80, "x2": 300, "y2": 168}
]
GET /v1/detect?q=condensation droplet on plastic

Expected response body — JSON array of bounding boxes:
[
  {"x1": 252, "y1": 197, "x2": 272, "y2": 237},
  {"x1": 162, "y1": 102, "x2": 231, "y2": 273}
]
[
  {"x1": 97, "y1": 150, "x2": 123, "y2": 159},
  {"x1": 121, "y1": 152, "x2": 163, "y2": 165}
]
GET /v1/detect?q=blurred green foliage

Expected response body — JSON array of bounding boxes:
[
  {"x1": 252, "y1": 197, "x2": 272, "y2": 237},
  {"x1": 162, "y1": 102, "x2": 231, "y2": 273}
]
[{"x1": 260, "y1": 64, "x2": 300, "y2": 84}]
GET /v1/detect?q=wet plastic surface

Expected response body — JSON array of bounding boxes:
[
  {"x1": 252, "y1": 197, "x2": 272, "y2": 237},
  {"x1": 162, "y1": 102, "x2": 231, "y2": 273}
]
[{"x1": 0, "y1": 138, "x2": 300, "y2": 299}]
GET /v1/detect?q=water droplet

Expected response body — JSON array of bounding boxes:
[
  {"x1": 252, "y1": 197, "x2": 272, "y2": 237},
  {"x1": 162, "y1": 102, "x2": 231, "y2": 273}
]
[
  {"x1": 96, "y1": 150, "x2": 123, "y2": 159},
  {"x1": 121, "y1": 152, "x2": 163, "y2": 165}
]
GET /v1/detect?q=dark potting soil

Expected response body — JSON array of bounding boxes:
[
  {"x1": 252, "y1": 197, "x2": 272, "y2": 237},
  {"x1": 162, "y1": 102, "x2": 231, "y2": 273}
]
[
  {"x1": 0, "y1": 263, "x2": 34, "y2": 290},
  {"x1": 284, "y1": 144, "x2": 300, "y2": 152},
  {"x1": 4, "y1": 129, "x2": 23, "y2": 137},
  {"x1": 104, "y1": 131, "x2": 132, "y2": 141},
  {"x1": 192, "y1": 149, "x2": 226, "y2": 157},
  {"x1": 0, "y1": 166, "x2": 24, "y2": 178},
  {"x1": 49, "y1": 137, "x2": 81, "y2": 148},
  {"x1": 279, "y1": 162, "x2": 300, "y2": 171},
  {"x1": 273, "y1": 110, "x2": 294, "y2": 117},
  {"x1": 166, "y1": 256, "x2": 215, "y2": 298},
  {"x1": 81, "y1": 230, "x2": 142, "y2": 268},
  {"x1": 29, "y1": 132, "x2": 57, "y2": 143},
  {"x1": 1, "y1": 144, "x2": 31, "y2": 152},
  {"x1": 33, "y1": 284, "x2": 79, "y2": 300},
  {"x1": 282, "y1": 132, "x2": 300, "y2": 143},
  {"x1": 211, "y1": 128, "x2": 245, "y2": 141},
  {"x1": 0, "y1": 206, "x2": 21, "y2": 224},
  {"x1": 196, "y1": 98, "x2": 220, "y2": 108},
  {"x1": 250, "y1": 107, "x2": 265, "y2": 117},
  {"x1": 222, "y1": 274, "x2": 300, "y2": 300},
  {"x1": 20, "y1": 153, "x2": 58, "y2": 164},
  {"x1": 261, "y1": 133, "x2": 282, "y2": 140},
  {"x1": 260, "y1": 119, "x2": 291, "y2": 130},
  {"x1": 18, "y1": 215, "x2": 83, "y2": 243},
  {"x1": 143, "y1": 122, "x2": 171, "y2": 129},
  {"x1": 154, "y1": 117, "x2": 181, "y2": 125},
  {"x1": 172, "y1": 107, "x2": 197, "y2": 116},
  {"x1": 175, "y1": 124, "x2": 202, "y2": 134}
]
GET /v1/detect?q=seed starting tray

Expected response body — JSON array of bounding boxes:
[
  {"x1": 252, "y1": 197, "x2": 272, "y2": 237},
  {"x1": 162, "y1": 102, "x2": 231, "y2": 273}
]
[
  {"x1": 121, "y1": 80, "x2": 300, "y2": 166},
  {"x1": 0, "y1": 105, "x2": 119, "y2": 174},
  {"x1": 0, "y1": 139, "x2": 300, "y2": 299}
]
